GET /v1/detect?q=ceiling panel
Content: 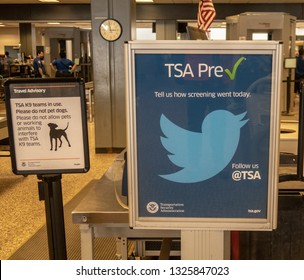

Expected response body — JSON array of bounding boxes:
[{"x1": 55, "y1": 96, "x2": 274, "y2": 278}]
[
  {"x1": 0, "y1": 0, "x2": 302, "y2": 29},
  {"x1": 0, "y1": 0, "x2": 303, "y2": 4},
  {"x1": 0, "y1": 0, "x2": 90, "y2": 3},
  {"x1": 154, "y1": 0, "x2": 304, "y2": 2}
]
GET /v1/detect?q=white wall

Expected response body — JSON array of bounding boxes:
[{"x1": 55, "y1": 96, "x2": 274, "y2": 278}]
[
  {"x1": 0, "y1": 27, "x2": 19, "y2": 54},
  {"x1": 136, "y1": 27, "x2": 156, "y2": 40}
]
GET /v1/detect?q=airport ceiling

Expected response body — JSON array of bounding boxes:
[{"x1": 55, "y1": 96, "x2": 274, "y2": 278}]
[
  {"x1": 0, "y1": 0, "x2": 303, "y2": 29},
  {"x1": 0, "y1": 0, "x2": 304, "y2": 4}
]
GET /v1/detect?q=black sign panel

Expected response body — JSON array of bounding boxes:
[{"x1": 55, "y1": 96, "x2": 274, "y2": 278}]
[{"x1": 5, "y1": 78, "x2": 90, "y2": 175}]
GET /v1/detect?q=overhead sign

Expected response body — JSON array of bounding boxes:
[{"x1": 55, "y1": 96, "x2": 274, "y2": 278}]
[
  {"x1": 125, "y1": 41, "x2": 282, "y2": 230},
  {"x1": 5, "y1": 78, "x2": 90, "y2": 175}
]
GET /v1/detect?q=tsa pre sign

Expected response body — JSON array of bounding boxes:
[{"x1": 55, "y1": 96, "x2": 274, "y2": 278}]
[
  {"x1": 5, "y1": 79, "x2": 89, "y2": 174},
  {"x1": 126, "y1": 41, "x2": 281, "y2": 230}
]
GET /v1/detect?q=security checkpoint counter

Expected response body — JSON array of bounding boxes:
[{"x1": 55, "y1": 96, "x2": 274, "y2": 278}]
[
  {"x1": 72, "y1": 153, "x2": 180, "y2": 260},
  {"x1": 0, "y1": 115, "x2": 8, "y2": 140},
  {"x1": 0, "y1": 115, "x2": 9, "y2": 156}
]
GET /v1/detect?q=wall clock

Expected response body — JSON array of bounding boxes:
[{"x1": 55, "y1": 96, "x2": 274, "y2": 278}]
[{"x1": 99, "y1": 18, "x2": 122, "y2": 42}]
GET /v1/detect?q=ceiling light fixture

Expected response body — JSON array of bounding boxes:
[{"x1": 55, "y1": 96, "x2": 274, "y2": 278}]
[
  {"x1": 38, "y1": 0, "x2": 60, "y2": 3},
  {"x1": 47, "y1": 22, "x2": 61, "y2": 25},
  {"x1": 136, "y1": 0, "x2": 154, "y2": 3}
]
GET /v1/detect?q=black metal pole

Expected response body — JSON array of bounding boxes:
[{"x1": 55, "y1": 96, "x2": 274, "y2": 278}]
[
  {"x1": 286, "y1": 72, "x2": 291, "y2": 115},
  {"x1": 279, "y1": 81, "x2": 304, "y2": 184},
  {"x1": 296, "y1": 82, "x2": 304, "y2": 180},
  {"x1": 39, "y1": 174, "x2": 67, "y2": 260}
]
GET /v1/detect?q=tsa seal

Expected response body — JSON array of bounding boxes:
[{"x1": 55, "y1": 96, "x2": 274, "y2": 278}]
[{"x1": 146, "y1": 201, "x2": 159, "y2": 214}]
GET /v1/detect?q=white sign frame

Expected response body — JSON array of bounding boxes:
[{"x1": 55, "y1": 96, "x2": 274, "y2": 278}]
[{"x1": 125, "y1": 40, "x2": 282, "y2": 230}]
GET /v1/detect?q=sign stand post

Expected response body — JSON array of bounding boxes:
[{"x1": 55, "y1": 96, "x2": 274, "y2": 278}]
[
  {"x1": 38, "y1": 174, "x2": 67, "y2": 260},
  {"x1": 181, "y1": 230, "x2": 230, "y2": 260},
  {"x1": 4, "y1": 78, "x2": 90, "y2": 260}
]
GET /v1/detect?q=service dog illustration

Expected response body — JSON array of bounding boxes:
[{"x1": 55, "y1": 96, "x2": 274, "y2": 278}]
[{"x1": 48, "y1": 122, "x2": 71, "y2": 151}]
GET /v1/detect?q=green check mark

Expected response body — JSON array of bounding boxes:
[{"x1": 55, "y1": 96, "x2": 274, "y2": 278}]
[{"x1": 224, "y1": 57, "x2": 245, "y2": 80}]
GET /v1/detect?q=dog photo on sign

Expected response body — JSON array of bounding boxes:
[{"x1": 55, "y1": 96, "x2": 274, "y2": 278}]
[{"x1": 48, "y1": 122, "x2": 71, "y2": 151}]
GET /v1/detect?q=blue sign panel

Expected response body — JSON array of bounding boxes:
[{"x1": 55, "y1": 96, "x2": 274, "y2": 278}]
[{"x1": 126, "y1": 41, "x2": 281, "y2": 229}]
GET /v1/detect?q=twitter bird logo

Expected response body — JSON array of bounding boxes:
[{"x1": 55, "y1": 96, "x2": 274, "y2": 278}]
[{"x1": 159, "y1": 110, "x2": 249, "y2": 183}]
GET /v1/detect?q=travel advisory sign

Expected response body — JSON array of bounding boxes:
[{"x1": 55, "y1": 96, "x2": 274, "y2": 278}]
[
  {"x1": 5, "y1": 78, "x2": 89, "y2": 175},
  {"x1": 125, "y1": 41, "x2": 282, "y2": 230}
]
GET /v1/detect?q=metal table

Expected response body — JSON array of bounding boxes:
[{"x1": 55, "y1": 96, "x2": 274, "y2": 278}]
[{"x1": 72, "y1": 154, "x2": 180, "y2": 260}]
